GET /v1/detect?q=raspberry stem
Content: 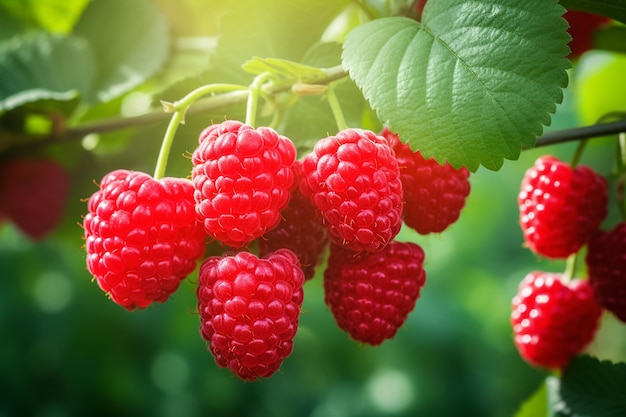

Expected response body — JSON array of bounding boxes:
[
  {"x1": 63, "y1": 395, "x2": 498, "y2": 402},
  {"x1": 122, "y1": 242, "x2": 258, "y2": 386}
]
[
  {"x1": 154, "y1": 109, "x2": 184, "y2": 180},
  {"x1": 268, "y1": 110, "x2": 282, "y2": 130},
  {"x1": 153, "y1": 84, "x2": 248, "y2": 179},
  {"x1": 325, "y1": 85, "x2": 348, "y2": 132},
  {"x1": 564, "y1": 252, "x2": 578, "y2": 282},
  {"x1": 569, "y1": 138, "x2": 588, "y2": 167},
  {"x1": 618, "y1": 132, "x2": 626, "y2": 219},
  {"x1": 245, "y1": 72, "x2": 275, "y2": 127},
  {"x1": 619, "y1": 132, "x2": 626, "y2": 168},
  {"x1": 533, "y1": 119, "x2": 626, "y2": 148}
]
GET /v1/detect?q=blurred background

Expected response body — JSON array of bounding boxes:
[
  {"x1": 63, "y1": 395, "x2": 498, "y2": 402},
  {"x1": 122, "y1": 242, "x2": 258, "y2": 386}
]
[{"x1": 1, "y1": 1, "x2": 625, "y2": 416}]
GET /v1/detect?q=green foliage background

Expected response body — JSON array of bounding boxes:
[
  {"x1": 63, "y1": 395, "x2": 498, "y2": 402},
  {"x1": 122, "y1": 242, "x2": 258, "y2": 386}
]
[{"x1": 1, "y1": 1, "x2": 625, "y2": 416}]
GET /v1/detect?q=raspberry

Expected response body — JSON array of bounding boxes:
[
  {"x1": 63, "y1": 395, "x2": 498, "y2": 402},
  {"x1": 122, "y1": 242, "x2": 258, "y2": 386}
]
[
  {"x1": 518, "y1": 155, "x2": 608, "y2": 259},
  {"x1": 413, "y1": 0, "x2": 427, "y2": 21},
  {"x1": 191, "y1": 120, "x2": 296, "y2": 248},
  {"x1": 258, "y1": 162, "x2": 329, "y2": 280},
  {"x1": 197, "y1": 249, "x2": 304, "y2": 381},
  {"x1": 511, "y1": 271, "x2": 602, "y2": 369},
  {"x1": 324, "y1": 241, "x2": 426, "y2": 345},
  {"x1": 0, "y1": 157, "x2": 70, "y2": 240},
  {"x1": 83, "y1": 170, "x2": 206, "y2": 310},
  {"x1": 381, "y1": 127, "x2": 470, "y2": 234},
  {"x1": 586, "y1": 222, "x2": 626, "y2": 323},
  {"x1": 300, "y1": 128, "x2": 403, "y2": 252},
  {"x1": 564, "y1": 10, "x2": 611, "y2": 59}
]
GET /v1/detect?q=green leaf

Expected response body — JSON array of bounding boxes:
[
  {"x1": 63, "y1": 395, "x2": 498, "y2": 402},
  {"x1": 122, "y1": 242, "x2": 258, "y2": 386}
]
[
  {"x1": 342, "y1": 0, "x2": 571, "y2": 171},
  {"x1": 0, "y1": 31, "x2": 95, "y2": 112},
  {"x1": 73, "y1": 0, "x2": 170, "y2": 104},
  {"x1": 514, "y1": 380, "x2": 549, "y2": 417},
  {"x1": 321, "y1": 2, "x2": 371, "y2": 43},
  {"x1": 0, "y1": 0, "x2": 90, "y2": 33},
  {"x1": 213, "y1": 0, "x2": 351, "y2": 71},
  {"x1": 0, "y1": 10, "x2": 26, "y2": 41},
  {"x1": 0, "y1": 0, "x2": 170, "y2": 114},
  {"x1": 513, "y1": 376, "x2": 579, "y2": 417},
  {"x1": 242, "y1": 57, "x2": 326, "y2": 82},
  {"x1": 560, "y1": 355, "x2": 626, "y2": 417},
  {"x1": 560, "y1": 0, "x2": 626, "y2": 25}
]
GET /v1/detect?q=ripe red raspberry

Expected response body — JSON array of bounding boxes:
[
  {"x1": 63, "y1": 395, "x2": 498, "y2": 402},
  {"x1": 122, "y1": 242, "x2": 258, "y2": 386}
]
[
  {"x1": 258, "y1": 162, "x2": 329, "y2": 280},
  {"x1": 586, "y1": 222, "x2": 626, "y2": 323},
  {"x1": 83, "y1": 170, "x2": 206, "y2": 310},
  {"x1": 511, "y1": 271, "x2": 602, "y2": 369},
  {"x1": 324, "y1": 241, "x2": 426, "y2": 345},
  {"x1": 191, "y1": 120, "x2": 296, "y2": 248},
  {"x1": 0, "y1": 157, "x2": 70, "y2": 240},
  {"x1": 518, "y1": 155, "x2": 607, "y2": 259},
  {"x1": 197, "y1": 249, "x2": 304, "y2": 381},
  {"x1": 564, "y1": 10, "x2": 611, "y2": 59},
  {"x1": 381, "y1": 127, "x2": 470, "y2": 234},
  {"x1": 300, "y1": 128, "x2": 403, "y2": 252}
]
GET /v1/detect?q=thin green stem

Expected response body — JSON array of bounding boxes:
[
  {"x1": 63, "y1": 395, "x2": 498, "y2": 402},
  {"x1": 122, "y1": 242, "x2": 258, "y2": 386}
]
[
  {"x1": 569, "y1": 138, "x2": 589, "y2": 167},
  {"x1": 1, "y1": 66, "x2": 349, "y2": 157},
  {"x1": 566, "y1": 112, "x2": 626, "y2": 168},
  {"x1": 617, "y1": 132, "x2": 626, "y2": 220},
  {"x1": 169, "y1": 83, "x2": 248, "y2": 121},
  {"x1": 326, "y1": 85, "x2": 348, "y2": 132},
  {"x1": 245, "y1": 72, "x2": 274, "y2": 127},
  {"x1": 619, "y1": 132, "x2": 626, "y2": 171},
  {"x1": 153, "y1": 110, "x2": 184, "y2": 179},
  {"x1": 268, "y1": 110, "x2": 282, "y2": 130},
  {"x1": 153, "y1": 83, "x2": 248, "y2": 179},
  {"x1": 564, "y1": 252, "x2": 578, "y2": 282}
]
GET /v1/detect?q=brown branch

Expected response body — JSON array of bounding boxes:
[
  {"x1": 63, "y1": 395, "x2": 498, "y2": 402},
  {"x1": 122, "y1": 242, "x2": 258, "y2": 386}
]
[
  {"x1": 2, "y1": 65, "x2": 349, "y2": 155},
  {"x1": 6, "y1": 64, "x2": 623, "y2": 160},
  {"x1": 534, "y1": 120, "x2": 626, "y2": 148}
]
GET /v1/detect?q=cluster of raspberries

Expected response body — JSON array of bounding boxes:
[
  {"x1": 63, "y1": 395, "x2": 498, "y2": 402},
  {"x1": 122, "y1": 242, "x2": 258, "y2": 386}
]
[
  {"x1": 512, "y1": 155, "x2": 626, "y2": 370},
  {"x1": 83, "y1": 120, "x2": 471, "y2": 381}
]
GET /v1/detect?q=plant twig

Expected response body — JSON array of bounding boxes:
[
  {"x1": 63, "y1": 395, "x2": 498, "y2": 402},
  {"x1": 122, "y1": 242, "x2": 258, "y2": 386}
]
[
  {"x1": 564, "y1": 252, "x2": 578, "y2": 282},
  {"x1": 1, "y1": 65, "x2": 349, "y2": 155},
  {"x1": 245, "y1": 72, "x2": 275, "y2": 127},
  {"x1": 534, "y1": 120, "x2": 626, "y2": 148},
  {"x1": 5, "y1": 66, "x2": 625, "y2": 159}
]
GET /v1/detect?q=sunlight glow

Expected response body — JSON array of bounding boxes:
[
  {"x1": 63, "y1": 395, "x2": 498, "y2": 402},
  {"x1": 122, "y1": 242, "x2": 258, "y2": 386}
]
[
  {"x1": 366, "y1": 369, "x2": 414, "y2": 413},
  {"x1": 33, "y1": 272, "x2": 73, "y2": 313}
]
